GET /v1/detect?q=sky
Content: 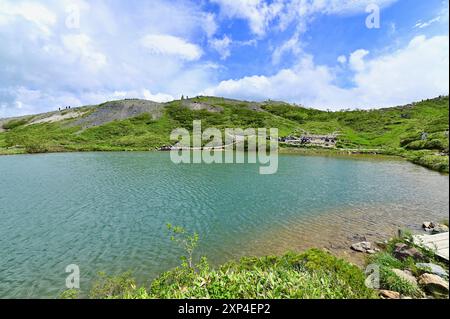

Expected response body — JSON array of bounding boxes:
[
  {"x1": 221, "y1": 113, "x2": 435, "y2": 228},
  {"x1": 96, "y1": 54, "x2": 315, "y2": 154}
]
[{"x1": 0, "y1": 0, "x2": 449, "y2": 117}]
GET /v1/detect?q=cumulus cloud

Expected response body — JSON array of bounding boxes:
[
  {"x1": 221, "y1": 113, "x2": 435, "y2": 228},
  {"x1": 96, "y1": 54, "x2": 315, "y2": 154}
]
[
  {"x1": 204, "y1": 35, "x2": 449, "y2": 110},
  {"x1": 349, "y1": 49, "x2": 369, "y2": 72},
  {"x1": 142, "y1": 89, "x2": 174, "y2": 103},
  {"x1": 0, "y1": 0, "x2": 216, "y2": 117},
  {"x1": 141, "y1": 34, "x2": 203, "y2": 61},
  {"x1": 0, "y1": 0, "x2": 447, "y2": 118}
]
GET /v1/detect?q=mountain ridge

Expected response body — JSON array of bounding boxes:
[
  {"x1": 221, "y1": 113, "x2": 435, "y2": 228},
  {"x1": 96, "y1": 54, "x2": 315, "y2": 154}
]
[{"x1": 0, "y1": 95, "x2": 448, "y2": 172}]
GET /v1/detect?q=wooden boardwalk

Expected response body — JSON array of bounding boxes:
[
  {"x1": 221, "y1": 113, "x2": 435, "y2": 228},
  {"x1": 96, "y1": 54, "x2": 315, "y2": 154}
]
[{"x1": 413, "y1": 232, "x2": 449, "y2": 262}]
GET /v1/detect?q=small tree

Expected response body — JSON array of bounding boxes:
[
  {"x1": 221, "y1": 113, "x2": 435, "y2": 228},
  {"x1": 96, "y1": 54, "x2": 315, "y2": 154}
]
[{"x1": 167, "y1": 224, "x2": 199, "y2": 268}]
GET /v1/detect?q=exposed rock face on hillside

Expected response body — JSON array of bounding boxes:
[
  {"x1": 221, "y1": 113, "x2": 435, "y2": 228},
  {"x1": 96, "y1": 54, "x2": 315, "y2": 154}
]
[
  {"x1": 71, "y1": 99, "x2": 164, "y2": 129},
  {"x1": 181, "y1": 100, "x2": 223, "y2": 113}
]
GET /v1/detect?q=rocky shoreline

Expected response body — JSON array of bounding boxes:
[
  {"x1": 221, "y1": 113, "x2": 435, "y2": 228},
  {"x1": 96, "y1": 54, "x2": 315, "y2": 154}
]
[{"x1": 349, "y1": 221, "x2": 449, "y2": 299}]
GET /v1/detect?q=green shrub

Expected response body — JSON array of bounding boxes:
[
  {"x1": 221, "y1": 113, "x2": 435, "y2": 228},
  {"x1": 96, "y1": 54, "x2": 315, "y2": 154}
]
[
  {"x1": 369, "y1": 252, "x2": 403, "y2": 269},
  {"x1": 2, "y1": 119, "x2": 28, "y2": 130},
  {"x1": 60, "y1": 289, "x2": 80, "y2": 299},
  {"x1": 148, "y1": 250, "x2": 377, "y2": 299},
  {"x1": 379, "y1": 267, "x2": 421, "y2": 297},
  {"x1": 89, "y1": 271, "x2": 137, "y2": 299}
]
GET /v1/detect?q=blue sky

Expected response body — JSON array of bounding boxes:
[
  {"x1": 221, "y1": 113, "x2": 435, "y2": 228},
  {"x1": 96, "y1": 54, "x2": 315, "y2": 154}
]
[{"x1": 0, "y1": 0, "x2": 448, "y2": 117}]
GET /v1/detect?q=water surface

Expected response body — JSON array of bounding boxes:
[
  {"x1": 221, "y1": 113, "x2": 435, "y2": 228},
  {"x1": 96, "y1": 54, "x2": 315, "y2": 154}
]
[{"x1": 0, "y1": 152, "x2": 448, "y2": 298}]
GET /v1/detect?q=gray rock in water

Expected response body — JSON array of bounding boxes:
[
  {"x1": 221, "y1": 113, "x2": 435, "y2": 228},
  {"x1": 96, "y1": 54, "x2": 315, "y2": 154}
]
[
  {"x1": 351, "y1": 241, "x2": 371, "y2": 253},
  {"x1": 392, "y1": 269, "x2": 418, "y2": 286},
  {"x1": 422, "y1": 221, "x2": 449, "y2": 234},
  {"x1": 418, "y1": 273, "x2": 449, "y2": 297},
  {"x1": 416, "y1": 263, "x2": 449, "y2": 278},
  {"x1": 422, "y1": 221, "x2": 432, "y2": 229},
  {"x1": 432, "y1": 224, "x2": 449, "y2": 234}
]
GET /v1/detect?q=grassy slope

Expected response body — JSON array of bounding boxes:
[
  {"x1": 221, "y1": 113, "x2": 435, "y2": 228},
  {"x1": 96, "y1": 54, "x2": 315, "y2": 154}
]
[{"x1": 0, "y1": 96, "x2": 448, "y2": 172}]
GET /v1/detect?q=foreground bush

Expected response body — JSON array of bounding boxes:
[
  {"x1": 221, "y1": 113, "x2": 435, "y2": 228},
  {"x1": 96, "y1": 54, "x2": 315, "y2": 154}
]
[{"x1": 86, "y1": 249, "x2": 377, "y2": 299}]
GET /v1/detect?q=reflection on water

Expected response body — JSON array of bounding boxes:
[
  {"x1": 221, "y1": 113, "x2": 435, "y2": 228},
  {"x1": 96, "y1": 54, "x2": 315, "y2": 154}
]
[{"x1": 0, "y1": 152, "x2": 448, "y2": 298}]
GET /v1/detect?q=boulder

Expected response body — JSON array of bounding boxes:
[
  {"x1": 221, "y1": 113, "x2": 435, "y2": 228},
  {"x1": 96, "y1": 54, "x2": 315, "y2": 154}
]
[
  {"x1": 416, "y1": 263, "x2": 449, "y2": 278},
  {"x1": 379, "y1": 290, "x2": 400, "y2": 299},
  {"x1": 432, "y1": 224, "x2": 449, "y2": 234},
  {"x1": 422, "y1": 222, "x2": 432, "y2": 229},
  {"x1": 422, "y1": 221, "x2": 449, "y2": 234},
  {"x1": 392, "y1": 269, "x2": 418, "y2": 286},
  {"x1": 351, "y1": 241, "x2": 371, "y2": 253},
  {"x1": 418, "y1": 273, "x2": 449, "y2": 297},
  {"x1": 393, "y1": 243, "x2": 424, "y2": 261}
]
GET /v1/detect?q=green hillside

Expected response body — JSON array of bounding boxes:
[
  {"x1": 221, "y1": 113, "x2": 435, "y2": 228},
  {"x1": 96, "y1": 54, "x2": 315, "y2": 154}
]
[{"x1": 0, "y1": 96, "x2": 448, "y2": 172}]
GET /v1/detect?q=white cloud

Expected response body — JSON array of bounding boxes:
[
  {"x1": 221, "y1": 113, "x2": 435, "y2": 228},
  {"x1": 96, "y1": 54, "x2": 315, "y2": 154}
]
[
  {"x1": 202, "y1": 12, "x2": 218, "y2": 38},
  {"x1": 0, "y1": 1, "x2": 56, "y2": 35},
  {"x1": 272, "y1": 32, "x2": 302, "y2": 64},
  {"x1": 337, "y1": 55, "x2": 347, "y2": 64},
  {"x1": 349, "y1": 49, "x2": 369, "y2": 72},
  {"x1": 415, "y1": 1, "x2": 449, "y2": 29},
  {"x1": 213, "y1": 0, "x2": 398, "y2": 36},
  {"x1": 0, "y1": 0, "x2": 217, "y2": 117},
  {"x1": 62, "y1": 34, "x2": 107, "y2": 71},
  {"x1": 210, "y1": 35, "x2": 232, "y2": 60},
  {"x1": 415, "y1": 16, "x2": 441, "y2": 29},
  {"x1": 141, "y1": 34, "x2": 203, "y2": 61},
  {"x1": 142, "y1": 89, "x2": 174, "y2": 103},
  {"x1": 204, "y1": 35, "x2": 449, "y2": 110},
  {"x1": 211, "y1": 0, "x2": 283, "y2": 36}
]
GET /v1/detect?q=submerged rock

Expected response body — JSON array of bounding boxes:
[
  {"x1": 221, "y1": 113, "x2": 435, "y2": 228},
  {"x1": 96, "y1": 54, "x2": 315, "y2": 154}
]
[
  {"x1": 416, "y1": 263, "x2": 449, "y2": 278},
  {"x1": 351, "y1": 241, "x2": 371, "y2": 253}
]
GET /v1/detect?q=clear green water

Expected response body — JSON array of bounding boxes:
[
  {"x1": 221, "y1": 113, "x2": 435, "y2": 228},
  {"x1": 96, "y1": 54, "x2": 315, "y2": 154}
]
[{"x1": 0, "y1": 152, "x2": 448, "y2": 298}]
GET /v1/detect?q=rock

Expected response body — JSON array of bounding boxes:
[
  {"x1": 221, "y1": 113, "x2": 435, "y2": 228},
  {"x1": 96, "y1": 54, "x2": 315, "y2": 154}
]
[
  {"x1": 393, "y1": 243, "x2": 424, "y2": 261},
  {"x1": 379, "y1": 290, "x2": 400, "y2": 299},
  {"x1": 422, "y1": 222, "x2": 432, "y2": 229},
  {"x1": 392, "y1": 269, "x2": 418, "y2": 286},
  {"x1": 432, "y1": 224, "x2": 449, "y2": 234},
  {"x1": 416, "y1": 263, "x2": 449, "y2": 278},
  {"x1": 351, "y1": 241, "x2": 371, "y2": 253},
  {"x1": 418, "y1": 273, "x2": 449, "y2": 297},
  {"x1": 375, "y1": 240, "x2": 388, "y2": 249},
  {"x1": 366, "y1": 249, "x2": 377, "y2": 254},
  {"x1": 422, "y1": 221, "x2": 449, "y2": 234}
]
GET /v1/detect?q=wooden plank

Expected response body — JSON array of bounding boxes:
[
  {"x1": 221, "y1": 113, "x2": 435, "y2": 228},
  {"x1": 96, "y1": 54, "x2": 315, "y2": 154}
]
[
  {"x1": 414, "y1": 232, "x2": 449, "y2": 243},
  {"x1": 413, "y1": 232, "x2": 449, "y2": 262},
  {"x1": 437, "y1": 249, "x2": 449, "y2": 261}
]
